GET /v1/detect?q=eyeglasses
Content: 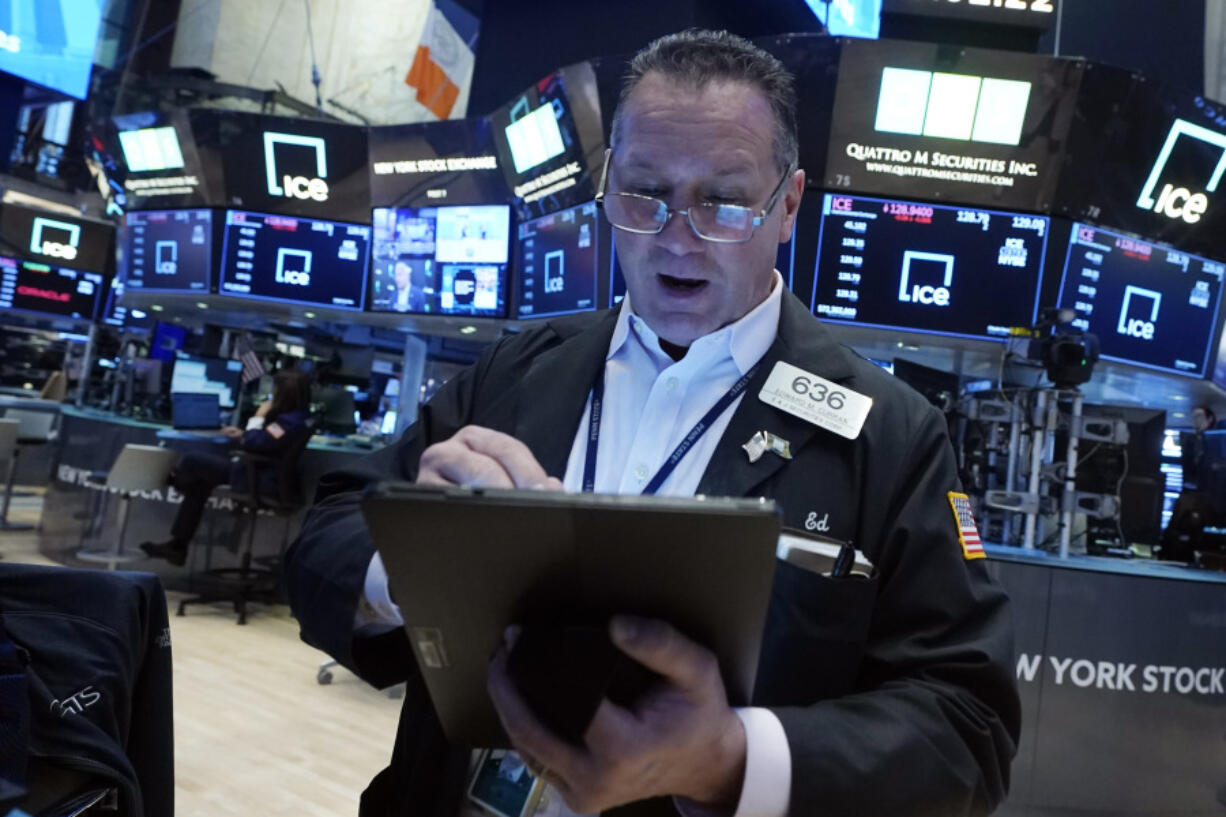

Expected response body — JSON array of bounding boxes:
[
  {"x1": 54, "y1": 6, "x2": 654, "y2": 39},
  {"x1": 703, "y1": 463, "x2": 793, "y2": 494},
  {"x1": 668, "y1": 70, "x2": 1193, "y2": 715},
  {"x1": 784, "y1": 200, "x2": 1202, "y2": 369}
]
[{"x1": 595, "y1": 150, "x2": 795, "y2": 244}]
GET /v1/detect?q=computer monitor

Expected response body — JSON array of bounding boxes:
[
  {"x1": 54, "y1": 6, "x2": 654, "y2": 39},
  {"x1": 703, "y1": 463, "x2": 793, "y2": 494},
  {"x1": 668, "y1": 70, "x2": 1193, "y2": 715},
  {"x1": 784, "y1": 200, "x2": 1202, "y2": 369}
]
[
  {"x1": 515, "y1": 200, "x2": 598, "y2": 319},
  {"x1": 170, "y1": 353, "x2": 243, "y2": 410},
  {"x1": 1056, "y1": 223, "x2": 1225, "y2": 378},
  {"x1": 369, "y1": 205, "x2": 511, "y2": 317},
  {"x1": 218, "y1": 210, "x2": 371, "y2": 310},
  {"x1": 0, "y1": 256, "x2": 104, "y2": 320},
  {"x1": 891, "y1": 357, "x2": 961, "y2": 413},
  {"x1": 0, "y1": 3, "x2": 103, "y2": 99},
  {"x1": 149, "y1": 322, "x2": 188, "y2": 362},
  {"x1": 122, "y1": 209, "x2": 213, "y2": 292},
  {"x1": 314, "y1": 385, "x2": 357, "y2": 435},
  {"x1": 810, "y1": 193, "x2": 1049, "y2": 340}
]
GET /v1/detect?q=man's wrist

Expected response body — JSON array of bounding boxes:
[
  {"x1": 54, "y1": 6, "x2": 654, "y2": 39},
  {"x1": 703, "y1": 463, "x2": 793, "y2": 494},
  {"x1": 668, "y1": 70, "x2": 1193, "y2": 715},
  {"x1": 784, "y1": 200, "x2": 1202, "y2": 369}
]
[{"x1": 687, "y1": 708, "x2": 747, "y2": 809}]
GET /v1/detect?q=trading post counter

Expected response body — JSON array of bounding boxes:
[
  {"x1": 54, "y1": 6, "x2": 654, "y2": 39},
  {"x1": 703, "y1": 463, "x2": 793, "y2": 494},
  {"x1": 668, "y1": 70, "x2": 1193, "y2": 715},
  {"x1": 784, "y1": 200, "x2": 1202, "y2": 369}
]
[
  {"x1": 37, "y1": 407, "x2": 378, "y2": 591},
  {"x1": 990, "y1": 547, "x2": 1226, "y2": 816}
]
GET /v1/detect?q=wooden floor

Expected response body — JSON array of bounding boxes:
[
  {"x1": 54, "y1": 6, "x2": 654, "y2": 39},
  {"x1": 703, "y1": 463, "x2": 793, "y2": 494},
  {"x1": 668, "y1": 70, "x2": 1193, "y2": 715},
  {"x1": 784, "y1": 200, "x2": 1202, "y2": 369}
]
[{"x1": 1, "y1": 491, "x2": 403, "y2": 816}]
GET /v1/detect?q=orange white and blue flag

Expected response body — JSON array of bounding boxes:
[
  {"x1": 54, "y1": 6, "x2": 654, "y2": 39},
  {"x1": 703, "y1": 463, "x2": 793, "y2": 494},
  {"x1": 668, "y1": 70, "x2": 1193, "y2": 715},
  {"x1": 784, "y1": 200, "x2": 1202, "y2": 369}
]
[{"x1": 405, "y1": 1, "x2": 475, "y2": 120}]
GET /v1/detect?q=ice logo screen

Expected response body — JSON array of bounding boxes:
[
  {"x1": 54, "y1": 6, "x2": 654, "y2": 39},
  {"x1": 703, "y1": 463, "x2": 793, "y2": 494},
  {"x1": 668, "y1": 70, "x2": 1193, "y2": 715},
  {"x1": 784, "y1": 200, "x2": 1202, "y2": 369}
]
[
  {"x1": 898, "y1": 250, "x2": 955, "y2": 306},
  {"x1": 30, "y1": 217, "x2": 80, "y2": 261},
  {"x1": 155, "y1": 241, "x2": 178, "y2": 275},
  {"x1": 543, "y1": 250, "x2": 565, "y2": 294},
  {"x1": 264, "y1": 132, "x2": 330, "y2": 202},
  {"x1": 275, "y1": 248, "x2": 312, "y2": 286},
  {"x1": 1118, "y1": 285, "x2": 1161, "y2": 340},
  {"x1": 1135, "y1": 118, "x2": 1226, "y2": 224}
]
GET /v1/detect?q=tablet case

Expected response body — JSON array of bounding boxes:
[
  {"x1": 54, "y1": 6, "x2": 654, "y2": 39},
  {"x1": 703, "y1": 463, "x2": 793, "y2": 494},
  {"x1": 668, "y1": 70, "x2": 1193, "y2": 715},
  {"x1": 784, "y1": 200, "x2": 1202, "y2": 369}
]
[{"x1": 363, "y1": 483, "x2": 781, "y2": 747}]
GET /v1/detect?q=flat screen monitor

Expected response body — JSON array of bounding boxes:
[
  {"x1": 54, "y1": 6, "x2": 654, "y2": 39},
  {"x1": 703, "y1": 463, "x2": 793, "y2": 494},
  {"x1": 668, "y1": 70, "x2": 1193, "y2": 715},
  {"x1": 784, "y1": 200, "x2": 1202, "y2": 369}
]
[
  {"x1": 171, "y1": 353, "x2": 243, "y2": 410},
  {"x1": 149, "y1": 322, "x2": 188, "y2": 362},
  {"x1": 219, "y1": 210, "x2": 371, "y2": 310},
  {"x1": 0, "y1": 256, "x2": 103, "y2": 320},
  {"x1": 515, "y1": 200, "x2": 598, "y2": 318},
  {"x1": 123, "y1": 209, "x2": 213, "y2": 292},
  {"x1": 0, "y1": 203, "x2": 114, "y2": 273},
  {"x1": 1056, "y1": 223, "x2": 1225, "y2": 377},
  {"x1": 0, "y1": 3, "x2": 103, "y2": 99},
  {"x1": 369, "y1": 204, "x2": 510, "y2": 317},
  {"x1": 810, "y1": 193, "x2": 1049, "y2": 340}
]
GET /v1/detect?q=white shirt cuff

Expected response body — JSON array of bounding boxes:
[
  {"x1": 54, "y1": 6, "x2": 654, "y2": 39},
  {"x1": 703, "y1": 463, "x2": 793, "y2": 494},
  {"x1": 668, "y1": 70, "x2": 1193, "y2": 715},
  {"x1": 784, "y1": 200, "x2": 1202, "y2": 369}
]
[
  {"x1": 674, "y1": 707, "x2": 791, "y2": 817},
  {"x1": 245, "y1": 416, "x2": 265, "y2": 430},
  {"x1": 353, "y1": 552, "x2": 405, "y2": 636},
  {"x1": 731, "y1": 707, "x2": 792, "y2": 817}
]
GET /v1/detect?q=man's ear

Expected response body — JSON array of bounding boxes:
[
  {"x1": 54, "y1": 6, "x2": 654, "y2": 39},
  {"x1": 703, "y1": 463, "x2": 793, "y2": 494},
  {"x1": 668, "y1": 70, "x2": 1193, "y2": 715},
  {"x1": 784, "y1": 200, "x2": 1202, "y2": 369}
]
[{"x1": 778, "y1": 168, "x2": 805, "y2": 243}]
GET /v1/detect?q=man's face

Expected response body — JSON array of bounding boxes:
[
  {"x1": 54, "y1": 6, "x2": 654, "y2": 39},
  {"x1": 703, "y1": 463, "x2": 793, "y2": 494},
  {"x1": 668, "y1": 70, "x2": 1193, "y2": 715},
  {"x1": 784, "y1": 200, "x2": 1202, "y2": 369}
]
[
  {"x1": 609, "y1": 73, "x2": 803, "y2": 348},
  {"x1": 394, "y1": 262, "x2": 411, "y2": 289}
]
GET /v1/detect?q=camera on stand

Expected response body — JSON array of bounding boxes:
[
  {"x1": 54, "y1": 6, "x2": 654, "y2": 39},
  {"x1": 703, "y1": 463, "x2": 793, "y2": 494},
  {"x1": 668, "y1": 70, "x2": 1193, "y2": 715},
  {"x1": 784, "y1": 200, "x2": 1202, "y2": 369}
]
[{"x1": 1027, "y1": 307, "x2": 1100, "y2": 389}]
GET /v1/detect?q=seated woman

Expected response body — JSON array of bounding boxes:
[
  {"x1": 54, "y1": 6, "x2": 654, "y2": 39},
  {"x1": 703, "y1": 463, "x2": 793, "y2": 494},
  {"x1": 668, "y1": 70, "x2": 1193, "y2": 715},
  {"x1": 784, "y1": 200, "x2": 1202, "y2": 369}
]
[{"x1": 140, "y1": 369, "x2": 313, "y2": 566}]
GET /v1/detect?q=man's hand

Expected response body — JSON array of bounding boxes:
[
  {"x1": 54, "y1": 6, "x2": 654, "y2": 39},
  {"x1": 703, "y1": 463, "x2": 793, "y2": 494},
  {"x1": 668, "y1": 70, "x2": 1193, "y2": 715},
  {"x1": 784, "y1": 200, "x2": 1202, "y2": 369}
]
[
  {"x1": 220, "y1": 425, "x2": 243, "y2": 440},
  {"x1": 487, "y1": 615, "x2": 747, "y2": 815},
  {"x1": 417, "y1": 425, "x2": 564, "y2": 490}
]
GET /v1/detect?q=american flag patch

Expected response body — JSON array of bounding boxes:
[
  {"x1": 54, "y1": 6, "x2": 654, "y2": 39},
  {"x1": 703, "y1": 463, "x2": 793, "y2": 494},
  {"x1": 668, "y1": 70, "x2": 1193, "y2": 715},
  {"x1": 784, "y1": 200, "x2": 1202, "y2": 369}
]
[{"x1": 947, "y1": 492, "x2": 985, "y2": 560}]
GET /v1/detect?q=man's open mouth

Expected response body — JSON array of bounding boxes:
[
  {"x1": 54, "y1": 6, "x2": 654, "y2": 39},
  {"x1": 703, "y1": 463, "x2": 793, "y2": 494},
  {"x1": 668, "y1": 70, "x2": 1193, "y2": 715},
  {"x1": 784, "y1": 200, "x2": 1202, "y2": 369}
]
[{"x1": 658, "y1": 273, "x2": 707, "y2": 291}]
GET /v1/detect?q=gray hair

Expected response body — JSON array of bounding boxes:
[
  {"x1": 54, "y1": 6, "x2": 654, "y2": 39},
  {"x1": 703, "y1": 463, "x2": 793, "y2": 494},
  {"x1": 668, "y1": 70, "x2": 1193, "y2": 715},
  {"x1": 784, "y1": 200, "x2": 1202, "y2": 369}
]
[{"x1": 608, "y1": 29, "x2": 799, "y2": 174}]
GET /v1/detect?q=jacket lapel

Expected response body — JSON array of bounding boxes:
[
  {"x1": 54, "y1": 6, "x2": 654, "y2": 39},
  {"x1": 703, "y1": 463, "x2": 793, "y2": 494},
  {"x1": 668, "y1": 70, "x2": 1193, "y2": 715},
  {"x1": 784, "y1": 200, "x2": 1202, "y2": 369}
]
[
  {"x1": 697, "y1": 291, "x2": 858, "y2": 499},
  {"x1": 514, "y1": 309, "x2": 621, "y2": 480}
]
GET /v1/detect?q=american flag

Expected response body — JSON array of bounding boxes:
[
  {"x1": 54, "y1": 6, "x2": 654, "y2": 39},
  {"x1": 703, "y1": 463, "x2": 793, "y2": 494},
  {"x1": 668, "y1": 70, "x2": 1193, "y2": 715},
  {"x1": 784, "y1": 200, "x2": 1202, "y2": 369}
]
[
  {"x1": 233, "y1": 334, "x2": 266, "y2": 385},
  {"x1": 948, "y1": 492, "x2": 985, "y2": 560}
]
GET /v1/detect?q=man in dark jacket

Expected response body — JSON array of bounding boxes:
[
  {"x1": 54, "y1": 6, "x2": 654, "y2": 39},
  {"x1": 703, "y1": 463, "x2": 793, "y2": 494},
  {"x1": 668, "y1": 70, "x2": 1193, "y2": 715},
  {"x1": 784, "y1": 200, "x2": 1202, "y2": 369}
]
[{"x1": 286, "y1": 29, "x2": 1019, "y2": 817}]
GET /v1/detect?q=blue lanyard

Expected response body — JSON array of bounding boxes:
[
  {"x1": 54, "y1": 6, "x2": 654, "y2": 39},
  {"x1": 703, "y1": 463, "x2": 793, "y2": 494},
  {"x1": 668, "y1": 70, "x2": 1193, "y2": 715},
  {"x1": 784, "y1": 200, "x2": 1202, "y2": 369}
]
[{"x1": 581, "y1": 362, "x2": 761, "y2": 495}]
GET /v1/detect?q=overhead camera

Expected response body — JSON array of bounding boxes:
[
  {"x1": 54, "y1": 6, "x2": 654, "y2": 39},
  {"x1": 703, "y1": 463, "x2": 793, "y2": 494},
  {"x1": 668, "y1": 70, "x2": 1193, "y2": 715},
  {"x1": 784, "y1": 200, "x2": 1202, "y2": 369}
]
[{"x1": 1029, "y1": 307, "x2": 1100, "y2": 388}]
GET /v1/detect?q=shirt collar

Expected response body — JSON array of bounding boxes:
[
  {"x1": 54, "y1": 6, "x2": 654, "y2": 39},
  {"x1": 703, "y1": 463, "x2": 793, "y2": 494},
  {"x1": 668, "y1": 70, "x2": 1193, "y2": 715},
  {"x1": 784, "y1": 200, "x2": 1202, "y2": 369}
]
[{"x1": 607, "y1": 270, "x2": 784, "y2": 375}]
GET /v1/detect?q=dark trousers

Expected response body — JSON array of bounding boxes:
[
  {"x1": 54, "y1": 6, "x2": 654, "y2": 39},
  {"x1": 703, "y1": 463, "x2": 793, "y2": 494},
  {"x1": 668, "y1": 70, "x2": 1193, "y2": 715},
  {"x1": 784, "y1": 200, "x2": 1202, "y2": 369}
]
[{"x1": 170, "y1": 451, "x2": 231, "y2": 543}]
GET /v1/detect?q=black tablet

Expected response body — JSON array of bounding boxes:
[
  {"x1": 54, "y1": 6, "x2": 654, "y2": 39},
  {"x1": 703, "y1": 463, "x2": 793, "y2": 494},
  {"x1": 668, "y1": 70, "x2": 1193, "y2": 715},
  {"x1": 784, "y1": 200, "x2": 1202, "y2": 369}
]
[{"x1": 362, "y1": 483, "x2": 781, "y2": 747}]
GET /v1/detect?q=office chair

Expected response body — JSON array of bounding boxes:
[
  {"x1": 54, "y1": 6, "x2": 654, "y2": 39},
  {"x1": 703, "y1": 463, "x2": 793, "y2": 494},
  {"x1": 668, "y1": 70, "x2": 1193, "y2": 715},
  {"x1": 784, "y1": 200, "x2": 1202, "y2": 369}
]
[
  {"x1": 2, "y1": 400, "x2": 63, "y2": 502},
  {"x1": 77, "y1": 445, "x2": 180, "y2": 571},
  {"x1": 177, "y1": 419, "x2": 316, "y2": 624}
]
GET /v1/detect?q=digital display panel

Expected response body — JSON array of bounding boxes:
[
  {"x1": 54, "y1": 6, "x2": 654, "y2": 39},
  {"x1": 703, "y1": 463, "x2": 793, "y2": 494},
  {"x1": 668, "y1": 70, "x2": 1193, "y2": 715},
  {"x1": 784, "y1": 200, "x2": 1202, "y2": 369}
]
[
  {"x1": 220, "y1": 210, "x2": 370, "y2": 310},
  {"x1": 805, "y1": 0, "x2": 881, "y2": 38},
  {"x1": 0, "y1": 2, "x2": 103, "y2": 99},
  {"x1": 0, "y1": 204, "x2": 114, "y2": 273},
  {"x1": 1057, "y1": 223, "x2": 1225, "y2": 377},
  {"x1": 122, "y1": 209, "x2": 213, "y2": 292},
  {"x1": 115, "y1": 109, "x2": 214, "y2": 208},
  {"x1": 1055, "y1": 67, "x2": 1226, "y2": 260},
  {"x1": 811, "y1": 193, "x2": 1048, "y2": 339},
  {"x1": 489, "y1": 63, "x2": 605, "y2": 220},
  {"x1": 171, "y1": 353, "x2": 244, "y2": 409},
  {"x1": 369, "y1": 118, "x2": 507, "y2": 208},
  {"x1": 516, "y1": 200, "x2": 598, "y2": 318},
  {"x1": 882, "y1": 0, "x2": 1059, "y2": 29},
  {"x1": 0, "y1": 256, "x2": 103, "y2": 320},
  {"x1": 824, "y1": 39, "x2": 1081, "y2": 211},
  {"x1": 369, "y1": 205, "x2": 510, "y2": 317},
  {"x1": 212, "y1": 111, "x2": 371, "y2": 222}
]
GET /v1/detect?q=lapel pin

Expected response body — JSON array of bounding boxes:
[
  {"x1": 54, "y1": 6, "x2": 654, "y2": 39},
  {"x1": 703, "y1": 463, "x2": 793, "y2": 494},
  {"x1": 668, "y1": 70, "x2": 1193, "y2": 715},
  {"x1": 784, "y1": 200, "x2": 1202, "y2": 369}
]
[
  {"x1": 743, "y1": 431, "x2": 768, "y2": 463},
  {"x1": 765, "y1": 432, "x2": 793, "y2": 460}
]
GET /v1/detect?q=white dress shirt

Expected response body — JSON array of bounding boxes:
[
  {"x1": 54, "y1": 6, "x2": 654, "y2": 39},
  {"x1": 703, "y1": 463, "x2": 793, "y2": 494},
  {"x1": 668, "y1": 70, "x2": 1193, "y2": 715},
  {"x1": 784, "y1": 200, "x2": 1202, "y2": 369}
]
[{"x1": 359, "y1": 271, "x2": 792, "y2": 817}]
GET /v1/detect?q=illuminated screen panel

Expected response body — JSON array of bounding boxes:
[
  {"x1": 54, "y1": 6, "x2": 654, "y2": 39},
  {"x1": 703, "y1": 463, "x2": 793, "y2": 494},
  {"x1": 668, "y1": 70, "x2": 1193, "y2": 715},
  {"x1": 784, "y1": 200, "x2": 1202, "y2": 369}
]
[
  {"x1": 0, "y1": 257, "x2": 103, "y2": 320},
  {"x1": 123, "y1": 209, "x2": 213, "y2": 292},
  {"x1": 0, "y1": 204, "x2": 114, "y2": 274},
  {"x1": 219, "y1": 210, "x2": 371, "y2": 310},
  {"x1": 1057, "y1": 223, "x2": 1225, "y2": 377},
  {"x1": 811, "y1": 193, "x2": 1048, "y2": 339},
  {"x1": 369, "y1": 205, "x2": 510, "y2": 317},
  {"x1": 516, "y1": 200, "x2": 598, "y2": 318},
  {"x1": 170, "y1": 354, "x2": 243, "y2": 409},
  {"x1": 824, "y1": 39, "x2": 1080, "y2": 211},
  {"x1": 0, "y1": 4, "x2": 103, "y2": 99},
  {"x1": 119, "y1": 126, "x2": 185, "y2": 172}
]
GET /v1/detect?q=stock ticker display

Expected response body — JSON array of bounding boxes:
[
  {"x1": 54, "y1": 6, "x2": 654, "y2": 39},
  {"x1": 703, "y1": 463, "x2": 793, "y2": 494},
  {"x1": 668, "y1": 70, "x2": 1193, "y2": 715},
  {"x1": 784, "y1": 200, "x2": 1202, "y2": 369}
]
[
  {"x1": 122, "y1": 209, "x2": 213, "y2": 292},
  {"x1": 0, "y1": 257, "x2": 103, "y2": 320},
  {"x1": 811, "y1": 193, "x2": 1049, "y2": 339},
  {"x1": 369, "y1": 205, "x2": 510, "y2": 317},
  {"x1": 515, "y1": 200, "x2": 598, "y2": 318},
  {"x1": 219, "y1": 210, "x2": 371, "y2": 310},
  {"x1": 1057, "y1": 223, "x2": 1225, "y2": 377},
  {"x1": 0, "y1": 203, "x2": 113, "y2": 274}
]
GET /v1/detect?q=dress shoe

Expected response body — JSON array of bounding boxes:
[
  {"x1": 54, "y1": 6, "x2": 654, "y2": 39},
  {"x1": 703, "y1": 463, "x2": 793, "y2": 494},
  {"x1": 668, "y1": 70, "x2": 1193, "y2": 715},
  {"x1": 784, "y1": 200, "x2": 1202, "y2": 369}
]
[{"x1": 140, "y1": 540, "x2": 188, "y2": 567}]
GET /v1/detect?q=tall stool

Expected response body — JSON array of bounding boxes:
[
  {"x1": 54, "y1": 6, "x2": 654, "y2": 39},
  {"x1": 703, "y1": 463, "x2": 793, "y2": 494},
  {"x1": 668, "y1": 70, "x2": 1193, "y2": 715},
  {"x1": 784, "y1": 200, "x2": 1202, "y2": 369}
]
[
  {"x1": 2, "y1": 402, "x2": 62, "y2": 502},
  {"x1": 77, "y1": 445, "x2": 180, "y2": 571},
  {"x1": 0, "y1": 419, "x2": 29, "y2": 532}
]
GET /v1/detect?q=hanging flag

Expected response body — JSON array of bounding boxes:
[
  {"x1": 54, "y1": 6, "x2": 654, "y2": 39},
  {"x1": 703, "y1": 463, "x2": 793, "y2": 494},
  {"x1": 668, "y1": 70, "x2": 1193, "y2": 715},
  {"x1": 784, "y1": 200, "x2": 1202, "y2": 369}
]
[
  {"x1": 405, "y1": 1, "x2": 476, "y2": 120},
  {"x1": 233, "y1": 334, "x2": 265, "y2": 385}
]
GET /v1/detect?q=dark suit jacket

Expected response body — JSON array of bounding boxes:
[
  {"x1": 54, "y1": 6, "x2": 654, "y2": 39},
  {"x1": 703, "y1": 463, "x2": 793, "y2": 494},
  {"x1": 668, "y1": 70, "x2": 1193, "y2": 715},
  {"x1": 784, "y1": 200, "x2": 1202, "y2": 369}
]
[{"x1": 285, "y1": 291, "x2": 1020, "y2": 817}]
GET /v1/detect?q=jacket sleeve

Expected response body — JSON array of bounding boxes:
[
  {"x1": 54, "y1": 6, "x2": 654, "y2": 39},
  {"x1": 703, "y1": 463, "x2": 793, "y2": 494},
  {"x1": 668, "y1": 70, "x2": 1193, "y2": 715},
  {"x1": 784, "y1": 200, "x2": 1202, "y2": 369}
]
[
  {"x1": 773, "y1": 403, "x2": 1020, "y2": 817},
  {"x1": 284, "y1": 339, "x2": 509, "y2": 689}
]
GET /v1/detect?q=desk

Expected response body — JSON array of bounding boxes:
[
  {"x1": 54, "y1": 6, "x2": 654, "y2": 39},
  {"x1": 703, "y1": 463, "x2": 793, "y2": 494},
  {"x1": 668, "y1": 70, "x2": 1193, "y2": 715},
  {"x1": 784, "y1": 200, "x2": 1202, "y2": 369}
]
[
  {"x1": 991, "y1": 548, "x2": 1226, "y2": 815},
  {"x1": 37, "y1": 408, "x2": 380, "y2": 591}
]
